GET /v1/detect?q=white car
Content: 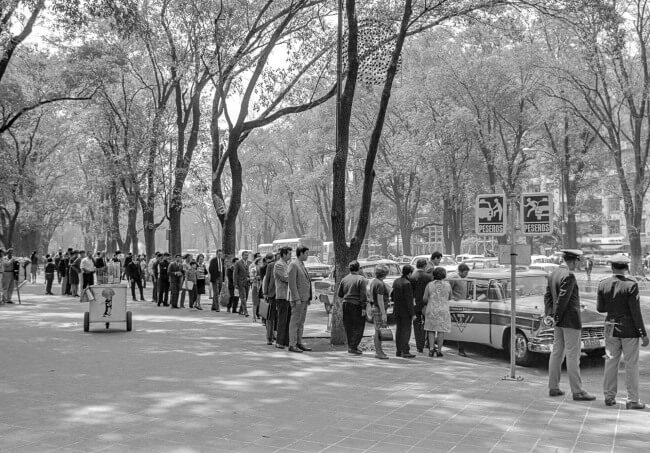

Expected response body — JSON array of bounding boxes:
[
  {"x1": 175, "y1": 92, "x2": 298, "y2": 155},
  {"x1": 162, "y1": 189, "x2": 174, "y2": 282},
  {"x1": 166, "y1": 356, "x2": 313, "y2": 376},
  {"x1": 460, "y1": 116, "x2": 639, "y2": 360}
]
[
  {"x1": 529, "y1": 255, "x2": 559, "y2": 273},
  {"x1": 410, "y1": 254, "x2": 458, "y2": 273}
]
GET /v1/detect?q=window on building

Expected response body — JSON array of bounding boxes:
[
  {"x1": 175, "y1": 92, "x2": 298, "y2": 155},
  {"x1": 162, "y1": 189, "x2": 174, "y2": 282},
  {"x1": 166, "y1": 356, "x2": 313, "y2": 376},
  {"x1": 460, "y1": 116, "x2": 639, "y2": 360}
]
[
  {"x1": 607, "y1": 220, "x2": 620, "y2": 235},
  {"x1": 591, "y1": 223, "x2": 603, "y2": 235},
  {"x1": 608, "y1": 197, "x2": 621, "y2": 212},
  {"x1": 642, "y1": 218, "x2": 647, "y2": 234}
]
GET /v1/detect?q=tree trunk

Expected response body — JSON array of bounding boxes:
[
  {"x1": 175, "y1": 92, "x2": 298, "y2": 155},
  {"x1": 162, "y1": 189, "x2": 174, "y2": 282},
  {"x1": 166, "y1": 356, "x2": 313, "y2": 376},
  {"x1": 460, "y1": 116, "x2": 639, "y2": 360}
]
[{"x1": 169, "y1": 205, "x2": 182, "y2": 255}]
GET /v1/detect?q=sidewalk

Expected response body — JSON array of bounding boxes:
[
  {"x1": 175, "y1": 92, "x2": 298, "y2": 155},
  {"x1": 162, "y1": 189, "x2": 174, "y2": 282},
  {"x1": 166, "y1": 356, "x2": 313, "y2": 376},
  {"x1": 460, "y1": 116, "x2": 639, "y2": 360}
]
[{"x1": 1, "y1": 284, "x2": 649, "y2": 453}]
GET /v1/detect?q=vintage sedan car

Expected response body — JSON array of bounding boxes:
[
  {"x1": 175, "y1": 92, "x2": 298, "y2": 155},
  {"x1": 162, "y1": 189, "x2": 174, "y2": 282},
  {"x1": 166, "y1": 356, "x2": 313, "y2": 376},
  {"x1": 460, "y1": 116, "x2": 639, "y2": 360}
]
[
  {"x1": 410, "y1": 254, "x2": 458, "y2": 273},
  {"x1": 313, "y1": 259, "x2": 401, "y2": 318},
  {"x1": 529, "y1": 255, "x2": 559, "y2": 273},
  {"x1": 445, "y1": 269, "x2": 606, "y2": 366},
  {"x1": 304, "y1": 255, "x2": 331, "y2": 280},
  {"x1": 461, "y1": 257, "x2": 501, "y2": 270}
]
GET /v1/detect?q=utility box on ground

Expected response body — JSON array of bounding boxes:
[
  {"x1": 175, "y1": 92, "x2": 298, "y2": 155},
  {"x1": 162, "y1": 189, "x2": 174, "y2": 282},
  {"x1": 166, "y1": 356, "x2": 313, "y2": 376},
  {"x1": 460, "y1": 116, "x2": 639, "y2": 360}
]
[{"x1": 82, "y1": 284, "x2": 132, "y2": 332}]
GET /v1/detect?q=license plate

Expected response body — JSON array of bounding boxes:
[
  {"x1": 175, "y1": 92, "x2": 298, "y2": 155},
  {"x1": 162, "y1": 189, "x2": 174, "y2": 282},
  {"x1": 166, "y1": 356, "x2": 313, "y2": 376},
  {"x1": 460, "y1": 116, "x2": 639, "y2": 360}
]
[{"x1": 582, "y1": 338, "x2": 602, "y2": 349}]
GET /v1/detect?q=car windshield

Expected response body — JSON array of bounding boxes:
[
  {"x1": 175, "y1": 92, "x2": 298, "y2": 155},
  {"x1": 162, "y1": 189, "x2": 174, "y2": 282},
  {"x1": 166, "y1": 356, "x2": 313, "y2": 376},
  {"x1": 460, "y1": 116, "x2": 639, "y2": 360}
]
[
  {"x1": 440, "y1": 256, "x2": 456, "y2": 266},
  {"x1": 306, "y1": 256, "x2": 322, "y2": 264},
  {"x1": 361, "y1": 263, "x2": 401, "y2": 278},
  {"x1": 503, "y1": 276, "x2": 547, "y2": 298}
]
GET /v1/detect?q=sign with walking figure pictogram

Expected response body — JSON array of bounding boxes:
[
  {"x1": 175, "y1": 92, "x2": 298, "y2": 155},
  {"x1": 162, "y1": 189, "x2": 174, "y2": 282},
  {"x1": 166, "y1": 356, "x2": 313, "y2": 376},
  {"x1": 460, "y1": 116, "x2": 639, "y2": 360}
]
[
  {"x1": 475, "y1": 194, "x2": 506, "y2": 236},
  {"x1": 521, "y1": 193, "x2": 553, "y2": 235}
]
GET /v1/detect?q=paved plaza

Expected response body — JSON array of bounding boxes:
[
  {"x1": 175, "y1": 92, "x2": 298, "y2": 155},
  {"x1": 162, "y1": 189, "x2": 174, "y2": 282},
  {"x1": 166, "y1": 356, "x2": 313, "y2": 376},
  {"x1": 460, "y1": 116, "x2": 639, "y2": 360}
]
[{"x1": 1, "y1": 283, "x2": 650, "y2": 453}]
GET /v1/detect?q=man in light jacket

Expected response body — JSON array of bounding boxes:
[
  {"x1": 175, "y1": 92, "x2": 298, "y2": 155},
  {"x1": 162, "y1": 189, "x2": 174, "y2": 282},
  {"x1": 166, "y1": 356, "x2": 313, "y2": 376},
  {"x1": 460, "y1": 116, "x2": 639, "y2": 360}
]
[
  {"x1": 274, "y1": 247, "x2": 292, "y2": 349},
  {"x1": 287, "y1": 246, "x2": 312, "y2": 353}
]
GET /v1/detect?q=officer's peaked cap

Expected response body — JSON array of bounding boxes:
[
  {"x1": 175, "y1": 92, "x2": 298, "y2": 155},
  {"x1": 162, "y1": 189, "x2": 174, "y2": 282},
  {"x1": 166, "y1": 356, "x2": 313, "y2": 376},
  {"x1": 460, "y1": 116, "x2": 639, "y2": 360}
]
[
  {"x1": 560, "y1": 249, "x2": 583, "y2": 260},
  {"x1": 609, "y1": 253, "x2": 630, "y2": 265}
]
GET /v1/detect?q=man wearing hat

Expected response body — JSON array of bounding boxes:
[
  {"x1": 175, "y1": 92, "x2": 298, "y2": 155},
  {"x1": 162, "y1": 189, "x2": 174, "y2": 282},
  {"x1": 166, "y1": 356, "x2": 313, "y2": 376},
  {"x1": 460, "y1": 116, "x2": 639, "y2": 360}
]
[
  {"x1": 597, "y1": 254, "x2": 649, "y2": 409},
  {"x1": 544, "y1": 249, "x2": 596, "y2": 401}
]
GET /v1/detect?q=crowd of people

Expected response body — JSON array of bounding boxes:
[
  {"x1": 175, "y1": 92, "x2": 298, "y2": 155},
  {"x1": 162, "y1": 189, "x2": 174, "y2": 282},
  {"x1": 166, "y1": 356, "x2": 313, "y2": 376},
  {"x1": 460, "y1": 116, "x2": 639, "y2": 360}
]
[{"x1": 3, "y1": 244, "x2": 649, "y2": 408}]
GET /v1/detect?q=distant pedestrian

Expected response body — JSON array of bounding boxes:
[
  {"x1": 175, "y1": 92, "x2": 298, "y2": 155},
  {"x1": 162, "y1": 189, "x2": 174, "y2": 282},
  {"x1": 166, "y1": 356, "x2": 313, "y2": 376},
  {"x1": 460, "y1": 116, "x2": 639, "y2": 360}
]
[
  {"x1": 30, "y1": 251, "x2": 38, "y2": 284},
  {"x1": 179, "y1": 254, "x2": 192, "y2": 308},
  {"x1": 168, "y1": 254, "x2": 184, "y2": 309},
  {"x1": 54, "y1": 250, "x2": 62, "y2": 284},
  {"x1": 250, "y1": 254, "x2": 262, "y2": 321},
  {"x1": 2, "y1": 248, "x2": 17, "y2": 303},
  {"x1": 195, "y1": 254, "x2": 207, "y2": 310},
  {"x1": 425, "y1": 251, "x2": 442, "y2": 275},
  {"x1": 208, "y1": 250, "x2": 225, "y2": 312},
  {"x1": 80, "y1": 251, "x2": 96, "y2": 290},
  {"x1": 44, "y1": 258, "x2": 56, "y2": 295},
  {"x1": 59, "y1": 252, "x2": 69, "y2": 296},
  {"x1": 185, "y1": 261, "x2": 200, "y2": 310},
  {"x1": 410, "y1": 258, "x2": 432, "y2": 353},
  {"x1": 233, "y1": 251, "x2": 250, "y2": 316},
  {"x1": 149, "y1": 253, "x2": 160, "y2": 302},
  {"x1": 369, "y1": 264, "x2": 390, "y2": 360},
  {"x1": 157, "y1": 253, "x2": 170, "y2": 307},
  {"x1": 338, "y1": 260, "x2": 368, "y2": 355},
  {"x1": 544, "y1": 249, "x2": 596, "y2": 401},
  {"x1": 585, "y1": 256, "x2": 594, "y2": 280},
  {"x1": 423, "y1": 267, "x2": 452, "y2": 357},
  {"x1": 392, "y1": 264, "x2": 416, "y2": 358},
  {"x1": 127, "y1": 257, "x2": 144, "y2": 301},
  {"x1": 262, "y1": 252, "x2": 278, "y2": 345},
  {"x1": 274, "y1": 247, "x2": 292, "y2": 349},
  {"x1": 287, "y1": 246, "x2": 312, "y2": 353},
  {"x1": 94, "y1": 251, "x2": 106, "y2": 284},
  {"x1": 69, "y1": 251, "x2": 81, "y2": 297},
  {"x1": 597, "y1": 254, "x2": 649, "y2": 409},
  {"x1": 227, "y1": 257, "x2": 239, "y2": 313},
  {"x1": 447, "y1": 263, "x2": 470, "y2": 357}
]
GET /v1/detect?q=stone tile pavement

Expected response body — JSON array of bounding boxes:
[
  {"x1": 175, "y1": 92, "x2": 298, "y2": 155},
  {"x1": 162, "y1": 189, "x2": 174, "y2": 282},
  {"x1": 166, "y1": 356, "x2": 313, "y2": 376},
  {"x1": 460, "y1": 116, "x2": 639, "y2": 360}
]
[{"x1": 1, "y1": 283, "x2": 649, "y2": 453}]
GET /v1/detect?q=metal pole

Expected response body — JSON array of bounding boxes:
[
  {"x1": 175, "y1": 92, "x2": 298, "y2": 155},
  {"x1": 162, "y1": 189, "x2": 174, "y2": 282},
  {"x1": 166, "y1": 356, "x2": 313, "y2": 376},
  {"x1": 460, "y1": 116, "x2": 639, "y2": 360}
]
[{"x1": 504, "y1": 195, "x2": 522, "y2": 381}]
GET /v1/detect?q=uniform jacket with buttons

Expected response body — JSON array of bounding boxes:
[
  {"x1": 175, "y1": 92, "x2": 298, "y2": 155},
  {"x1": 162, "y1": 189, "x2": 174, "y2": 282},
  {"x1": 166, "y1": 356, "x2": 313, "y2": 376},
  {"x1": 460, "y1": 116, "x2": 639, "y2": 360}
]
[
  {"x1": 544, "y1": 266, "x2": 582, "y2": 330},
  {"x1": 597, "y1": 275, "x2": 647, "y2": 338}
]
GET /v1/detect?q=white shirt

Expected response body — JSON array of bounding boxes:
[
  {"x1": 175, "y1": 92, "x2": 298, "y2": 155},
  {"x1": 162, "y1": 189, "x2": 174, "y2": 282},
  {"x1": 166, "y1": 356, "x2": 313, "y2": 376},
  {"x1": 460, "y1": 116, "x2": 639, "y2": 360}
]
[{"x1": 80, "y1": 257, "x2": 96, "y2": 273}]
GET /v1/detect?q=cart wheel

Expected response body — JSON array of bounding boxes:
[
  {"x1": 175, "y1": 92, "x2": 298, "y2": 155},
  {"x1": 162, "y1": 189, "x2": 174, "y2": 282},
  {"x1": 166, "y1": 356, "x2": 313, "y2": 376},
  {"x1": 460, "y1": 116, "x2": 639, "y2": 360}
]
[
  {"x1": 105, "y1": 322, "x2": 110, "y2": 329},
  {"x1": 84, "y1": 312, "x2": 90, "y2": 332},
  {"x1": 126, "y1": 311, "x2": 132, "y2": 332}
]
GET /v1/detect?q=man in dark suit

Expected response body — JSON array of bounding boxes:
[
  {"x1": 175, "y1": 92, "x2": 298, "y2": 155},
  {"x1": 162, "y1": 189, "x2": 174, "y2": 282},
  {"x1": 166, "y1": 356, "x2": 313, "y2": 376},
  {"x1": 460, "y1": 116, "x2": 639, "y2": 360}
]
[
  {"x1": 157, "y1": 253, "x2": 170, "y2": 306},
  {"x1": 168, "y1": 254, "x2": 184, "y2": 309},
  {"x1": 233, "y1": 251, "x2": 250, "y2": 316},
  {"x1": 544, "y1": 249, "x2": 596, "y2": 401},
  {"x1": 597, "y1": 254, "x2": 649, "y2": 409},
  {"x1": 392, "y1": 264, "x2": 416, "y2": 358},
  {"x1": 410, "y1": 258, "x2": 432, "y2": 353},
  {"x1": 209, "y1": 249, "x2": 225, "y2": 311},
  {"x1": 287, "y1": 246, "x2": 312, "y2": 353}
]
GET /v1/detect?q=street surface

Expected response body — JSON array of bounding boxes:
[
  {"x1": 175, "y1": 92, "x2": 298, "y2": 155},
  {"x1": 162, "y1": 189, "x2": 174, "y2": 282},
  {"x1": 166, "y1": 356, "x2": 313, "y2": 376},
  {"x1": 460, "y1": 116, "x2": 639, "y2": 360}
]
[{"x1": 1, "y1": 280, "x2": 650, "y2": 453}]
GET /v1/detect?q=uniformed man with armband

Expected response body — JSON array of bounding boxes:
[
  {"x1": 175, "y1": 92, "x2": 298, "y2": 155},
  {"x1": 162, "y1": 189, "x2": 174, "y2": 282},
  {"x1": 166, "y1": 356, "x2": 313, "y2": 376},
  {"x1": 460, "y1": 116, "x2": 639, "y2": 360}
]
[{"x1": 597, "y1": 253, "x2": 649, "y2": 409}]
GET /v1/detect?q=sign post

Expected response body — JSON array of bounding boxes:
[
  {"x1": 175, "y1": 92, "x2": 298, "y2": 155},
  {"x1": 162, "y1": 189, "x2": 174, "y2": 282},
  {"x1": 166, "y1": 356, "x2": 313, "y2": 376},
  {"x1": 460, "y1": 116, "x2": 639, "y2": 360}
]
[{"x1": 503, "y1": 196, "x2": 523, "y2": 381}]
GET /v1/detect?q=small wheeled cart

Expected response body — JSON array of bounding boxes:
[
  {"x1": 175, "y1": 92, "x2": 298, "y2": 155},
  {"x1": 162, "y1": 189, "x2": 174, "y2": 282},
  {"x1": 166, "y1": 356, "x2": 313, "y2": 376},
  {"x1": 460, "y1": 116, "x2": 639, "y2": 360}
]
[{"x1": 82, "y1": 284, "x2": 132, "y2": 332}]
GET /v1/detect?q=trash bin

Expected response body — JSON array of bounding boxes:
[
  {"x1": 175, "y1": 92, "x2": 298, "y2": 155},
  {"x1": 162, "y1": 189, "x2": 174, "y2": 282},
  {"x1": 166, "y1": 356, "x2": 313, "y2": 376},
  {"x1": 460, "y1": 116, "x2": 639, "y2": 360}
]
[{"x1": 82, "y1": 284, "x2": 132, "y2": 332}]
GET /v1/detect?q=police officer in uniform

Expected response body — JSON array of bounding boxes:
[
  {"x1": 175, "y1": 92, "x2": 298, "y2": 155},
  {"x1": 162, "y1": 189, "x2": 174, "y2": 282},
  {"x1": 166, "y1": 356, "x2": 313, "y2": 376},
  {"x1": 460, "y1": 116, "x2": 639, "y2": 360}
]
[
  {"x1": 596, "y1": 254, "x2": 649, "y2": 409},
  {"x1": 544, "y1": 249, "x2": 596, "y2": 401}
]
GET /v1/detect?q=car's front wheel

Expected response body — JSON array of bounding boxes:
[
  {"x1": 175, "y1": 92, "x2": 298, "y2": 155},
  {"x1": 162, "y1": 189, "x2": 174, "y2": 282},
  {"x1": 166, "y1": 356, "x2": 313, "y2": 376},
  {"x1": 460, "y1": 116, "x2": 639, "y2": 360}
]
[{"x1": 505, "y1": 329, "x2": 535, "y2": 367}]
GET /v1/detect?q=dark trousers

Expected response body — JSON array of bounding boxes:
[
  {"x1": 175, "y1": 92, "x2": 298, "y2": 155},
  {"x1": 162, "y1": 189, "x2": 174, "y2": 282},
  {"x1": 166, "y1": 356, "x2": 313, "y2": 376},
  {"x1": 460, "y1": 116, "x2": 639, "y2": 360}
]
[
  {"x1": 56, "y1": 271, "x2": 61, "y2": 284},
  {"x1": 413, "y1": 312, "x2": 426, "y2": 352},
  {"x1": 131, "y1": 278, "x2": 144, "y2": 300},
  {"x1": 343, "y1": 302, "x2": 365, "y2": 351},
  {"x1": 265, "y1": 298, "x2": 277, "y2": 342},
  {"x1": 170, "y1": 286, "x2": 180, "y2": 308},
  {"x1": 237, "y1": 284, "x2": 250, "y2": 313},
  {"x1": 395, "y1": 311, "x2": 413, "y2": 355},
  {"x1": 82, "y1": 273, "x2": 94, "y2": 290},
  {"x1": 45, "y1": 274, "x2": 54, "y2": 294},
  {"x1": 151, "y1": 275, "x2": 158, "y2": 301},
  {"x1": 211, "y1": 281, "x2": 222, "y2": 310},
  {"x1": 276, "y1": 299, "x2": 291, "y2": 346},
  {"x1": 157, "y1": 279, "x2": 169, "y2": 306},
  {"x1": 228, "y1": 286, "x2": 238, "y2": 312}
]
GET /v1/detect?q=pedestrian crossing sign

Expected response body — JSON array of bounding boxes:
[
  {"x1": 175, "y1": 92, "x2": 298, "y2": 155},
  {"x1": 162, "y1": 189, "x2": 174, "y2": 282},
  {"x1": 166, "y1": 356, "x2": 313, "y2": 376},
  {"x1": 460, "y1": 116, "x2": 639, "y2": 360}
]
[{"x1": 520, "y1": 193, "x2": 553, "y2": 236}]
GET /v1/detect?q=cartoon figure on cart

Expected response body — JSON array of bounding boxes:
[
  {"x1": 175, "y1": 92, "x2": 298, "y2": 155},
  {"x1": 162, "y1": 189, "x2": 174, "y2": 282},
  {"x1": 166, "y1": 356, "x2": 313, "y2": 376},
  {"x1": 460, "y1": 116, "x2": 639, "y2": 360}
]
[{"x1": 102, "y1": 287, "x2": 115, "y2": 317}]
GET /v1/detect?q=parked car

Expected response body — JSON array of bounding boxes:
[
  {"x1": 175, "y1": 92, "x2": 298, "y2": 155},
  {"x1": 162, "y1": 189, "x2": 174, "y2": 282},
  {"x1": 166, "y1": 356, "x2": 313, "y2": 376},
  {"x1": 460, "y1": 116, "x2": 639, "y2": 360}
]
[
  {"x1": 304, "y1": 255, "x2": 331, "y2": 280},
  {"x1": 313, "y1": 259, "x2": 401, "y2": 319},
  {"x1": 528, "y1": 255, "x2": 559, "y2": 273},
  {"x1": 461, "y1": 257, "x2": 501, "y2": 270},
  {"x1": 445, "y1": 269, "x2": 606, "y2": 366},
  {"x1": 409, "y1": 254, "x2": 458, "y2": 273},
  {"x1": 456, "y1": 254, "x2": 484, "y2": 263}
]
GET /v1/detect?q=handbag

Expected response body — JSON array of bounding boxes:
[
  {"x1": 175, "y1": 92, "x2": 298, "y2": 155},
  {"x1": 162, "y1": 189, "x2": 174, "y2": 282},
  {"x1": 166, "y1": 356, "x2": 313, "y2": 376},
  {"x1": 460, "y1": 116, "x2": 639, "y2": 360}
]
[
  {"x1": 182, "y1": 280, "x2": 194, "y2": 291},
  {"x1": 259, "y1": 297, "x2": 270, "y2": 319},
  {"x1": 379, "y1": 326, "x2": 394, "y2": 342}
]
